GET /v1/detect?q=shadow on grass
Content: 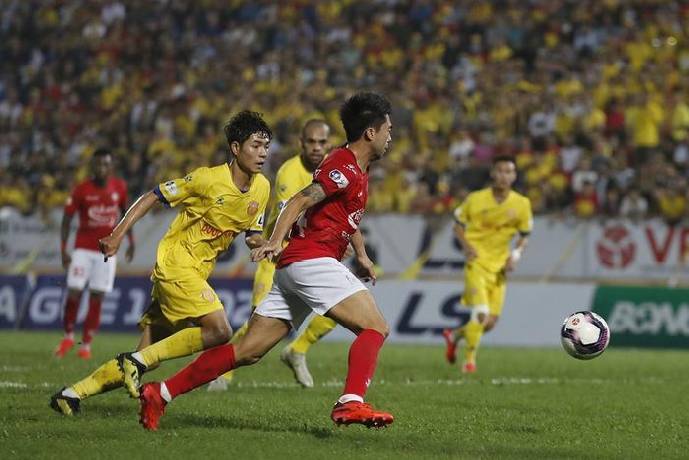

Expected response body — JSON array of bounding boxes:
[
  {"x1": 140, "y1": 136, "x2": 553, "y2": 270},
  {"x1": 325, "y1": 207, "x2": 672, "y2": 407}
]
[{"x1": 165, "y1": 412, "x2": 334, "y2": 439}]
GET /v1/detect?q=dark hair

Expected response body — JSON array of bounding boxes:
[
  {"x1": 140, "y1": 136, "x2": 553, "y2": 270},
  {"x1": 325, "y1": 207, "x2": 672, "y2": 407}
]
[
  {"x1": 223, "y1": 111, "x2": 272, "y2": 146},
  {"x1": 492, "y1": 155, "x2": 516, "y2": 167},
  {"x1": 339, "y1": 92, "x2": 391, "y2": 143},
  {"x1": 92, "y1": 147, "x2": 112, "y2": 158}
]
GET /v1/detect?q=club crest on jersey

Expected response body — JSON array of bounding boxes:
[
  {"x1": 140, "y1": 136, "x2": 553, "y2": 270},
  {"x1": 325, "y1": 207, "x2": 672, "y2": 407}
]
[
  {"x1": 164, "y1": 180, "x2": 178, "y2": 196},
  {"x1": 247, "y1": 201, "x2": 259, "y2": 215},
  {"x1": 184, "y1": 174, "x2": 193, "y2": 183},
  {"x1": 329, "y1": 169, "x2": 349, "y2": 189}
]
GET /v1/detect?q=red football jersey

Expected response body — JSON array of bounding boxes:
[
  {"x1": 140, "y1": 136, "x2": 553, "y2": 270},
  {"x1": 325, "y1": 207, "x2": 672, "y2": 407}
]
[
  {"x1": 278, "y1": 147, "x2": 368, "y2": 268},
  {"x1": 64, "y1": 177, "x2": 128, "y2": 251}
]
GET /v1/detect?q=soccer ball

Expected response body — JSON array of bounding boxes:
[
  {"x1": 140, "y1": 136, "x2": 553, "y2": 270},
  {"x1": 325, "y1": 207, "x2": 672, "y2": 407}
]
[{"x1": 560, "y1": 311, "x2": 610, "y2": 360}]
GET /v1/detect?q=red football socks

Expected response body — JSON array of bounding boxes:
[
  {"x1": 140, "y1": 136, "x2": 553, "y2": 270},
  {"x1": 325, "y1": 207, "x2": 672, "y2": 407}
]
[
  {"x1": 165, "y1": 344, "x2": 236, "y2": 399},
  {"x1": 63, "y1": 296, "x2": 79, "y2": 334},
  {"x1": 343, "y1": 329, "x2": 386, "y2": 398},
  {"x1": 82, "y1": 296, "x2": 102, "y2": 345}
]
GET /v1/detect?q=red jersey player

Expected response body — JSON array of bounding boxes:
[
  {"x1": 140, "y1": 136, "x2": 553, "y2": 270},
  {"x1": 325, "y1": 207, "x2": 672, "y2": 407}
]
[
  {"x1": 137, "y1": 92, "x2": 393, "y2": 430},
  {"x1": 54, "y1": 148, "x2": 134, "y2": 359}
]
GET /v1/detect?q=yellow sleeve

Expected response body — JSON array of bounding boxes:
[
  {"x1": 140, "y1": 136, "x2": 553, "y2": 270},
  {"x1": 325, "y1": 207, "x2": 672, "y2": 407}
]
[
  {"x1": 155, "y1": 167, "x2": 210, "y2": 208},
  {"x1": 453, "y1": 196, "x2": 472, "y2": 225},
  {"x1": 518, "y1": 197, "x2": 534, "y2": 234}
]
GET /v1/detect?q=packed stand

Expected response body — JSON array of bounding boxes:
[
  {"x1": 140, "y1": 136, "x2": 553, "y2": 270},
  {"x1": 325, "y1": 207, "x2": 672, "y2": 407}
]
[{"x1": 1, "y1": 0, "x2": 689, "y2": 224}]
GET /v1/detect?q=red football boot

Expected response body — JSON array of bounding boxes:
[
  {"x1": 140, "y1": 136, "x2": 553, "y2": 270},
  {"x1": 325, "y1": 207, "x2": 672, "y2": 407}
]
[
  {"x1": 54, "y1": 338, "x2": 75, "y2": 358},
  {"x1": 462, "y1": 362, "x2": 477, "y2": 374},
  {"x1": 331, "y1": 401, "x2": 394, "y2": 428},
  {"x1": 77, "y1": 347, "x2": 91, "y2": 360},
  {"x1": 442, "y1": 329, "x2": 457, "y2": 364},
  {"x1": 139, "y1": 382, "x2": 167, "y2": 431}
]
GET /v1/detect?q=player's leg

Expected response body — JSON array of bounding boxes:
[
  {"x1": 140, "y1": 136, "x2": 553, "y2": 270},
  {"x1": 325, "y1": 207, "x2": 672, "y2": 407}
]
[
  {"x1": 55, "y1": 289, "x2": 82, "y2": 357},
  {"x1": 50, "y1": 320, "x2": 169, "y2": 416},
  {"x1": 55, "y1": 249, "x2": 90, "y2": 357},
  {"x1": 325, "y1": 289, "x2": 393, "y2": 427},
  {"x1": 459, "y1": 264, "x2": 491, "y2": 373},
  {"x1": 280, "y1": 314, "x2": 337, "y2": 388},
  {"x1": 208, "y1": 257, "x2": 276, "y2": 390},
  {"x1": 78, "y1": 252, "x2": 117, "y2": 359},
  {"x1": 138, "y1": 315, "x2": 290, "y2": 430},
  {"x1": 77, "y1": 291, "x2": 103, "y2": 359}
]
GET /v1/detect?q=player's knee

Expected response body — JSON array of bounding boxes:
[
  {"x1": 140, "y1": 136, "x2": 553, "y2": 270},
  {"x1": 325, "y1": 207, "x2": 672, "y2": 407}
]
[
  {"x1": 366, "y1": 320, "x2": 389, "y2": 338},
  {"x1": 204, "y1": 324, "x2": 232, "y2": 347}
]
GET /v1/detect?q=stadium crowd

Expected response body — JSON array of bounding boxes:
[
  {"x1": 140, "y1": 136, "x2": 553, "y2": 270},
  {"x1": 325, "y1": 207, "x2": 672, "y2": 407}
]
[{"x1": 1, "y1": 0, "x2": 689, "y2": 224}]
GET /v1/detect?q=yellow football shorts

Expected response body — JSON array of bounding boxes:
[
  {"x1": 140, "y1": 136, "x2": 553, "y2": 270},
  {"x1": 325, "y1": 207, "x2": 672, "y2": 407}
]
[
  {"x1": 251, "y1": 258, "x2": 276, "y2": 308},
  {"x1": 139, "y1": 277, "x2": 224, "y2": 331},
  {"x1": 461, "y1": 262, "x2": 506, "y2": 316}
]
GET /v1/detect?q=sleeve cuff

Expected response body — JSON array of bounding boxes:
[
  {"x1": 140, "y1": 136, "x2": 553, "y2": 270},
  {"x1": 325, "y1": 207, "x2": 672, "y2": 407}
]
[{"x1": 153, "y1": 186, "x2": 171, "y2": 208}]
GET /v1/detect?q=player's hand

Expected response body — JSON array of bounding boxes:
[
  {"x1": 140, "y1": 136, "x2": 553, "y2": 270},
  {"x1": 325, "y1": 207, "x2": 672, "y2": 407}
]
[
  {"x1": 61, "y1": 250, "x2": 71, "y2": 270},
  {"x1": 251, "y1": 240, "x2": 283, "y2": 262},
  {"x1": 463, "y1": 244, "x2": 478, "y2": 262},
  {"x1": 99, "y1": 233, "x2": 122, "y2": 261},
  {"x1": 125, "y1": 243, "x2": 135, "y2": 263},
  {"x1": 355, "y1": 255, "x2": 377, "y2": 285}
]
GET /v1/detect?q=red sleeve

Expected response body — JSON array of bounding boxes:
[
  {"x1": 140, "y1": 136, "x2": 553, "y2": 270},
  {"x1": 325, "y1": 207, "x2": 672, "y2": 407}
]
[
  {"x1": 313, "y1": 155, "x2": 355, "y2": 197},
  {"x1": 64, "y1": 184, "x2": 81, "y2": 215}
]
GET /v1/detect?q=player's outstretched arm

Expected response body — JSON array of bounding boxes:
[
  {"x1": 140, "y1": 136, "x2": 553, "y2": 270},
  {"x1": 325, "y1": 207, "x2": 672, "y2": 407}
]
[
  {"x1": 250, "y1": 183, "x2": 326, "y2": 262},
  {"x1": 351, "y1": 229, "x2": 377, "y2": 284},
  {"x1": 99, "y1": 191, "x2": 159, "y2": 260}
]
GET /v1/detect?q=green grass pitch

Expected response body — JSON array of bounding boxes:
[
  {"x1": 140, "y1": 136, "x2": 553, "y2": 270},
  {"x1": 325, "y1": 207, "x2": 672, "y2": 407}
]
[{"x1": 1, "y1": 331, "x2": 687, "y2": 459}]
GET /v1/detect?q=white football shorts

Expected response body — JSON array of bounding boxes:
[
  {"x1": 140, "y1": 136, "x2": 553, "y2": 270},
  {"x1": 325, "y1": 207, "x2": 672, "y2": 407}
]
[
  {"x1": 255, "y1": 257, "x2": 367, "y2": 328},
  {"x1": 66, "y1": 248, "x2": 117, "y2": 293}
]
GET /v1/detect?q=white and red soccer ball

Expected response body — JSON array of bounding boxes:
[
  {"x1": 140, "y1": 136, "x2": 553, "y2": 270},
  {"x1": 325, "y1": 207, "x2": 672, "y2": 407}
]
[{"x1": 560, "y1": 311, "x2": 610, "y2": 360}]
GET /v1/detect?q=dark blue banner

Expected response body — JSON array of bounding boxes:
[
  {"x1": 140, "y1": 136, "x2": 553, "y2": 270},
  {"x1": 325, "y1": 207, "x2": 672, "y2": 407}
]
[{"x1": 0, "y1": 275, "x2": 254, "y2": 331}]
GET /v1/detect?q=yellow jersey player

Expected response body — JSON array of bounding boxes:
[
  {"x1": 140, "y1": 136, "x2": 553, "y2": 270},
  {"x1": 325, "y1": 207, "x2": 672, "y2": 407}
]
[
  {"x1": 208, "y1": 119, "x2": 336, "y2": 391},
  {"x1": 50, "y1": 111, "x2": 272, "y2": 415},
  {"x1": 442, "y1": 155, "x2": 532, "y2": 374}
]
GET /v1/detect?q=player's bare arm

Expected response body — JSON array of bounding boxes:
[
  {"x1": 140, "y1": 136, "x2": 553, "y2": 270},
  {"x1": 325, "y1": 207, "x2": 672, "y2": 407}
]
[
  {"x1": 60, "y1": 211, "x2": 74, "y2": 270},
  {"x1": 351, "y1": 229, "x2": 376, "y2": 284},
  {"x1": 245, "y1": 231, "x2": 267, "y2": 250},
  {"x1": 251, "y1": 183, "x2": 327, "y2": 262},
  {"x1": 504, "y1": 234, "x2": 529, "y2": 272},
  {"x1": 99, "y1": 191, "x2": 159, "y2": 260},
  {"x1": 453, "y1": 222, "x2": 477, "y2": 261},
  {"x1": 120, "y1": 203, "x2": 136, "y2": 263}
]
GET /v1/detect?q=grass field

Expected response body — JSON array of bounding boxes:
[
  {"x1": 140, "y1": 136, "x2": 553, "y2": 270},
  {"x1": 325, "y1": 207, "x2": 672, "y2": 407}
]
[{"x1": 1, "y1": 331, "x2": 687, "y2": 459}]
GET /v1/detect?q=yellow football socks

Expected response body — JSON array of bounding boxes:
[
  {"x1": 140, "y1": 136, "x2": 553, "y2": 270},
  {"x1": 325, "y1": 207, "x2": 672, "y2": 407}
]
[
  {"x1": 290, "y1": 315, "x2": 337, "y2": 354},
  {"x1": 71, "y1": 359, "x2": 122, "y2": 399},
  {"x1": 463, "y1": 320, "x2": 484, "y2": 364},
  {"x1": 138, "y1": 327, "x2": 204, "y2": 368}
]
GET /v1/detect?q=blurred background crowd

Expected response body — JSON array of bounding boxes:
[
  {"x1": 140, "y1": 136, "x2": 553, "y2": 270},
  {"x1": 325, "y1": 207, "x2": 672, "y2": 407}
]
[{"x1": 1, "y1": 0, "x2": 689, "y2": 224}]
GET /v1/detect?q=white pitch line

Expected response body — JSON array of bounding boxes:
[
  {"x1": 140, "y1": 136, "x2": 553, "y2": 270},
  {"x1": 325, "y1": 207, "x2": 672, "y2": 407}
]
[{"x1": 0, "y1": 377, "x2": 667, "y2": 391}]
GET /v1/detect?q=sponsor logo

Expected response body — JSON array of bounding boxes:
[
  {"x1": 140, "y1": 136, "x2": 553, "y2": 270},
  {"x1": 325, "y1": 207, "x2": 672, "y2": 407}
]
[
  {"x1": 345, "y1": 164, "x2": 358, "y2": 173},
  {"x1": 257, "y1": 213, "x2": 265, "y2": 227},
  {"x1": 201, "y1": 222, "x2": 236, "y2": 239},
  {"x1": 247, "y1": 201, "x2": 259, "y2": 216},
  {"x1": 596, "y1": 224, "x2": 635, "y2": 269},
  {"x1": 347, "y1": 208, "x2": 365, "y2": 229},
  {"x1": 329, "y1": 169, "x2": 349, "y2": 189},
  {"x1": 164, "y1": 180, "x2": 178, "y2": 196},
  {"x1": 87, "y1": 205, "x2": 119, "y2": 226},
  {"x1": 216, "y1": 197, "x2": 225, "y2": 205}
]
